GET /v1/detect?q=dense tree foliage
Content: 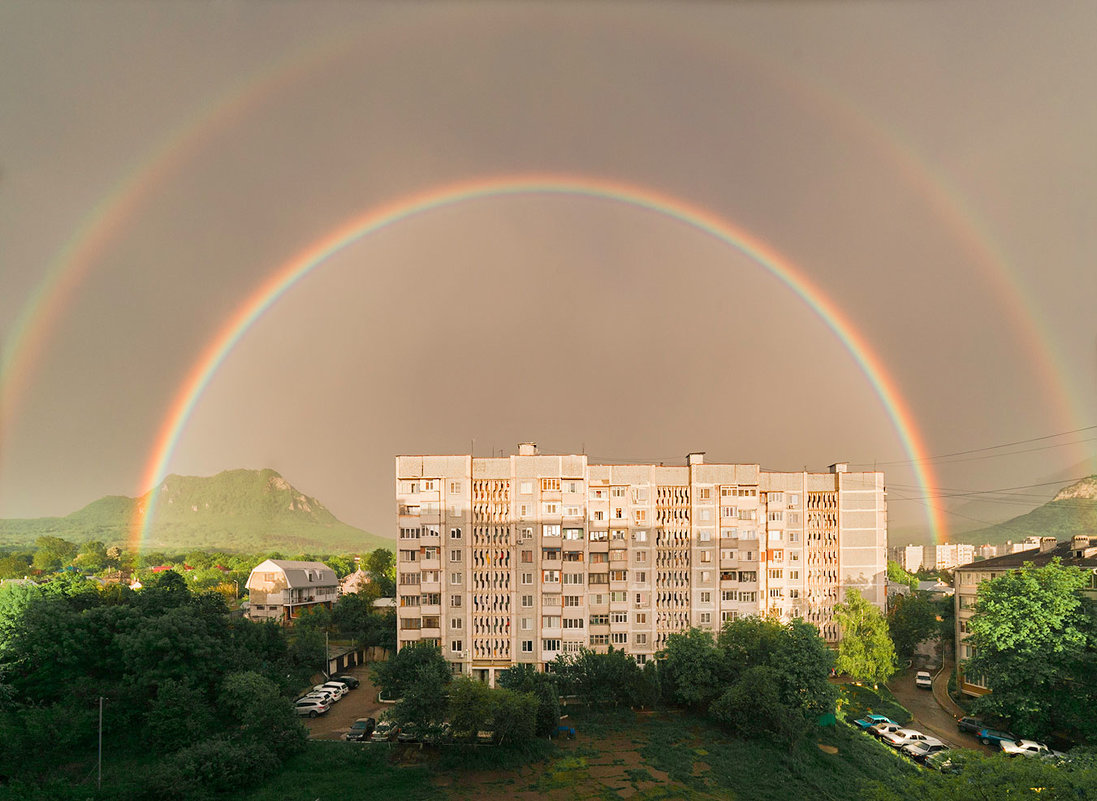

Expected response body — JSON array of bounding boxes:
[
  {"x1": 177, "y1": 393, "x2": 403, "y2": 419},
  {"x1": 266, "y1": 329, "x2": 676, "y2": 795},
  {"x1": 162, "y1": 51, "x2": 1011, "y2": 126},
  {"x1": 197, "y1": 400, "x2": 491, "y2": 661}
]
[
  {"x1": 886, "y1": 560, "x2": 919, "y2": 593},
  {"x1": 864, "y1": 749, "x2": 1097, "y2": 801},
  {"x1": 887, "y1": 592, "x2": 940, "y2": 659},
  {"x1": 834, "y1": 589, "x2": 897, "y2": 687},
  {"x1": 966, "y1": 560, "x2": 1097, "y2": 743},
  {"x1": 0, "y1": 572, "x2": 308, "y2": 800}
]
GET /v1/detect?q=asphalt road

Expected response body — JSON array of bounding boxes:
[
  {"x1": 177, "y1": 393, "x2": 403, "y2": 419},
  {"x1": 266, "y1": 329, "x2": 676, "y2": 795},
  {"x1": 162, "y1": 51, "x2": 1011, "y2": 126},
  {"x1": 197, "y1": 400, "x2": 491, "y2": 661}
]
[
  {"x1": 301, "y1": 663, "x2": 389, "y2": 741},
  {"x1": 887, "y1": 666, "x2": 992, "y2": 753}
]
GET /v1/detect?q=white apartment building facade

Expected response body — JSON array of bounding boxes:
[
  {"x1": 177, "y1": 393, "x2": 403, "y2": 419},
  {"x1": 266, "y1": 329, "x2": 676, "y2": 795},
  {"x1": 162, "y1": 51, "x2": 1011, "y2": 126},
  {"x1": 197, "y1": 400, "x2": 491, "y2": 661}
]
[
  {"x1": 899, "y1": 545, "x2": 924, "y2": 572},
  {"x1": 395, "y1": 446, "x2": 887, "y2": 683},
  {"x1": 933, "y1": 543, "x2": 976, "y2": 571}
]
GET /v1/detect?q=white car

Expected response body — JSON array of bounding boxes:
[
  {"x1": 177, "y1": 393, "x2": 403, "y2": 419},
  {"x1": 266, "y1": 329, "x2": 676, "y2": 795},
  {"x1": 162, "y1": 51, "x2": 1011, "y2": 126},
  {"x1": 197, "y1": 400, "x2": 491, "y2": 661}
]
[
  {"x1": 999, "y1": 739, "x2": 1064, "y2": 758},
  {"x1": 869, "y1": 722, "x2": 904, "y2": 739},
  {"x1": 294, "y1": 698, "x2": 330, "y2": 718},
  {"x1": 303, "y1": 690, "x2": 337, "y2": 705},
  {"x1": 315, "y1": 682, "x2": 348, "y2": 700},
  {"x1": 915, "y1": 671, "x2": 932, "y2": 689},
  {"x1": 902, "y1": 737, "x2": 948, "y2": 762},
  {"x1": 881, "y1": 729, "x2": 931, "y2": 749}
]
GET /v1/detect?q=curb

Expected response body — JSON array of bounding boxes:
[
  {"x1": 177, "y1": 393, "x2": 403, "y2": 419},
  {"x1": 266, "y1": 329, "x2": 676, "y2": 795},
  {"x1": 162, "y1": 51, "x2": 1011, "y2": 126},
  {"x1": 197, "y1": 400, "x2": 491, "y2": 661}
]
[{"x1": 931, "y1": 662, "x2": 965, "y2": 719}]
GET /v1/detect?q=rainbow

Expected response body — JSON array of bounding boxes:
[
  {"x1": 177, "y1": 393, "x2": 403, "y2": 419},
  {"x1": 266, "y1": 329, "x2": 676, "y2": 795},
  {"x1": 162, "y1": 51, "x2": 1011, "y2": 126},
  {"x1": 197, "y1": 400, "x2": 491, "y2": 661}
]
[{"x1": 131, "y1": 173, "x2": 947, "y2": 549}]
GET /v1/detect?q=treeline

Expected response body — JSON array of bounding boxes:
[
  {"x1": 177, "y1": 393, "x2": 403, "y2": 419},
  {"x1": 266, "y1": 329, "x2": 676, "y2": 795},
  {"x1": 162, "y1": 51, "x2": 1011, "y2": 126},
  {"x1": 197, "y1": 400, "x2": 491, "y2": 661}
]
[
  {"x1": 0, "y1": 573, "x2": 312, "y2": 801},
  {"x1": 373, "y1": 615, "x2": 838, "y2": 750}
]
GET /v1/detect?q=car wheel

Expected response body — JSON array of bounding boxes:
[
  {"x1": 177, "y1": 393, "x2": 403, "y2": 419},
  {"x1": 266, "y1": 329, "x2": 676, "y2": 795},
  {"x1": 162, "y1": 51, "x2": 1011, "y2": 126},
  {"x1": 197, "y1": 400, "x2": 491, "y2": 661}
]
[
  {"x1": 310, "y1": 710, "x2": 318, "y2": 718},
  {"x1": 981, "y1": 737, "x2": 990, "y2": 745}
]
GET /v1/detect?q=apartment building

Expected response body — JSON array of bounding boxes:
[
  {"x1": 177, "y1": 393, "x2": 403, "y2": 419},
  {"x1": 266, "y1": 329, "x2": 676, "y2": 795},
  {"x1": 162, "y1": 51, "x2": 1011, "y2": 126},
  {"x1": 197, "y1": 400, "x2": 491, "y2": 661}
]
[
  {"x1": 954, "y1": 535, "x2": 1097, "y2": 696},
  {"x1": 899, "y1": 544, "x2": 924, "y2": 572},
  {"x1": 933, "y1": 543, "x2": 975, "y2": 571},
  {"x1": 395, "y1": 445, "x2": 887, "y2": 684}
]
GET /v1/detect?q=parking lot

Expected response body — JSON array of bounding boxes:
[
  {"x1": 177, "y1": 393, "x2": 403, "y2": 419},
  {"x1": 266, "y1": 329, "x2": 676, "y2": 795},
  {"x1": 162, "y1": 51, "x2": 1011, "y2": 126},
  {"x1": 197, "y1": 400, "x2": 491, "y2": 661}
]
[{"x1": 301, "y1": 663, "x2": 388, "y2": 741}]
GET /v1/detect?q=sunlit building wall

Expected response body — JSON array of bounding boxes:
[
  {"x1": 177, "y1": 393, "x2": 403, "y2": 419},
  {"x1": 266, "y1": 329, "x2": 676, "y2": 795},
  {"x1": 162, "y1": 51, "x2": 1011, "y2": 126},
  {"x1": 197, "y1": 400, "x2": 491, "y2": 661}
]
[{"x1": 394, "y1": 446, "x2": 887, "y2": 684}]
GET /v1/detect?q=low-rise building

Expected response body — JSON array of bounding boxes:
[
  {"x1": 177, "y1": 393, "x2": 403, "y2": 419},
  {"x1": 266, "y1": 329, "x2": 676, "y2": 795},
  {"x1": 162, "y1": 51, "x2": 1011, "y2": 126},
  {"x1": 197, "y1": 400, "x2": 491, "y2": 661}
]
[
  {"x1": 954, "y1": 535, "x2": 1097, "y2": 696},
  {"x1": 245, "y1": 559, "x2": 338, "y2": 624}
]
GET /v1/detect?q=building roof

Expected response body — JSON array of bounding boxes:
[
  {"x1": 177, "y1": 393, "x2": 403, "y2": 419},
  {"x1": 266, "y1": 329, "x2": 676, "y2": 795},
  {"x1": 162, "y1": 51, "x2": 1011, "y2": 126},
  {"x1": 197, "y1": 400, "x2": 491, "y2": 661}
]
[
  {"x1": 250, "y1": 559, "x2": 337, "y2": 588},
  {"x1": 955, "y1": 537, "x2": 1097, "y2": 572}
]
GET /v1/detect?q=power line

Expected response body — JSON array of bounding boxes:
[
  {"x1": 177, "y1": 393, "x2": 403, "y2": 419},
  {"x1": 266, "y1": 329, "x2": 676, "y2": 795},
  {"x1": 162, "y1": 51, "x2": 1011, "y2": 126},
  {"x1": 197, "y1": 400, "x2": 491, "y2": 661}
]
[
  {"x1": 886, "y1": 475, "x2": 1095, "y2": 501},
  {"x1": 852, "y1": 424, "x2": 1097, "y2": 467}
]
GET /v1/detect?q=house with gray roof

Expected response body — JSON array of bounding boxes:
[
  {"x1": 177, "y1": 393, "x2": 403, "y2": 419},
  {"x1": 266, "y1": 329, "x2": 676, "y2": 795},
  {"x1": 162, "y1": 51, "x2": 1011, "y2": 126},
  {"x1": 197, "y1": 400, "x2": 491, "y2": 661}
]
[{"x1": 245, "y1": 559, "x2": 338, "y2": 624}]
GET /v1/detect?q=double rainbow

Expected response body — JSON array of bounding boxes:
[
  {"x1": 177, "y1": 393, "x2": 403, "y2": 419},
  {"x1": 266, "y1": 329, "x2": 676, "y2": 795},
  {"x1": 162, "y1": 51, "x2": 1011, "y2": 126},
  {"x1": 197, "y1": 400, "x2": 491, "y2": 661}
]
[{"x1": 129, "y1": 173, "x2": 947, "y2": 549}]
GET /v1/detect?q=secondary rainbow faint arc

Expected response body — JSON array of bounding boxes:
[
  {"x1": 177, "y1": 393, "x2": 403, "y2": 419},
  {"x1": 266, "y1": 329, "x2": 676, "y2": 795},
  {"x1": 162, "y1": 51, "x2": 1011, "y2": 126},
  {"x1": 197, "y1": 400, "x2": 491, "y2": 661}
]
[{"x1": 132, "y1": 174, "x2": 946, "y2": 549}]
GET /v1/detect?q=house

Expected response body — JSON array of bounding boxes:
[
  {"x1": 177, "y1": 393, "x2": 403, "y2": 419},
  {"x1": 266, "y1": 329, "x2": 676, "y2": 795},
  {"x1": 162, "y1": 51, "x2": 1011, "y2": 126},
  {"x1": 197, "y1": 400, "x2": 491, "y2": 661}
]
[
  {"x1": 954, "y1": 535, "x2": 1097, "y2": 696},
  {"x1": 245, "y1": 559, "x2": 338, "y2": 624},
  {"x1": 339, "y1": 568, "x2": 372, "y2": 596}
]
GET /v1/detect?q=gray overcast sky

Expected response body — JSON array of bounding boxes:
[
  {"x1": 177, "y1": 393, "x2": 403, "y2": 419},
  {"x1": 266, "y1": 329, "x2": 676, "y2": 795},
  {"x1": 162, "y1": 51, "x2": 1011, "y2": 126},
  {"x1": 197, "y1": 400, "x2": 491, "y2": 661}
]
[{"x1": 1, "y1": 2, "x2": 1095, "y2": 542}]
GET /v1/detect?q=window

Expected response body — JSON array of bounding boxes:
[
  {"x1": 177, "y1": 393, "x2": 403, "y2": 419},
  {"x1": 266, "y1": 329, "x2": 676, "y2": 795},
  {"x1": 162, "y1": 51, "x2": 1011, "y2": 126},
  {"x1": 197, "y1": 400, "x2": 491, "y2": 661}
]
[
  {"x1": 611, "y1": 570, "x2": 627, "y2": 582},
  {"x1": 400, "y1": 527, "x2": 421, "y2": 539},
  {"x1": 700, "y1": 591, "x2": 711, "y2": 603},
  {"x1": 721, "y1": 590, "x2": 735, "y2": 601},
  {"x1": 633, "y1": 487, "x2": 649, "y2": 502},
  {"x1": 593, "y1": 510, "x2": 604, "y2": 521},
  {"x1": 521, "y1": 594, "x2": 533, "y2": 608},
  {"x1": 589, "y1": 573, "x2": 608, "y2": 585},
  {"x1": 400, "y1": 595, "x2": 420, "y2": 607},
  {"x1": 636, "y1": 571, "x2": 647, "y2": 583},
  {"x1": 611, "y1": 611, "x2": 628, "y2": 624},
  {"x1": 563, "y1": 573, "x2": 584, "y2": 585},
  {"x1": 399, "y1": 549, "x2": 418, "y2": 562},
  {"x1": 614, "y1": 508, "x2": 624, "y2": 519},
  {"x1": 542, "y1": 548, "x2": 561, "y2": 561},
  {"x1": 565, "y1": 480, "x2": 580, "y2": 493},
  {"x1": 590, "y1": 552, "x2": 608, "y2": 564},
  {"x1": 769, "y1": 569, "x2": 783, "y2": 579},
  {"x1": 543, "y1": 570, "x2": 560, "y2": 584},
  {"x1": 449, "y1": 595, "x2": 461, "y2": 608},
  {"x1": 542, "y1": 594, "x2": 562, "y2": 608},
  {"x1": 610, "y1": 591, "x2": 627, "y2": 602},
  {"x1": 787, "y1": 512, "x2": 801, "y2": 525},
  {"x1": 635, "y1": 634, "x2": 647, "y2": 646},
  {"x1": 543, "y1": 524, "x2": 561, "y2": 537},
  {"x1": 542, "y1": 478, "x2": 560, "y2": 491},
  {"x1": 635, "y1": 551, "x2": 648, "y2": 563},
  {"x1": 522, "y1": 640, "x2": 533, "y2": 652},
  {"x1": 519, "y1": 504, "x2": 529, "y2": 517},
  {"x1": 564, "y1": 595, "x2": 582, "y2": 607},
  {"x1": 721, "y1": 506, "x2": 736, "y2": 518},
  {"x1": 789, "y1": 570, "x2": 799, "y2": 580},
  {"x1": 721, "y1": 610, "x2": 738, "y2": 623},
  {"x1": 449, "y1": 481, "x2": 461, "y2": 493},
  {"x1": 521, "y1": 550, "x2": 533, "y2": 563},
  {"x1": 422, "y1": 593, "x2": 441, "y2": 605},
  {"x1": 590, "y1": 593, "x2": 606, "y2": 605},
  {"x1": 590, "y1": 614, "x2": 609, "y2": 626},
  {"x1": 521, "y1": 617, "x2": 532, "y2": 630},
  {"x1": 699, "y1": 508, "x2": 712, "y2": 522},
  {"x1": 563, "y1": 551, "x2": 584, "y2": 562},
  {"x1": 634, "y1": 509, "x2": 647, "y2": 523},
  {"x1": 543, "y1": 615, "x2": 561, "y2": 628},
  {"x1": 450, "y1": 549, "x2": 462, "y2": 562},
  {"x1": 563, "y1": 618, "x2": 584, "y2": 629},
  {"x1": 611, "y1": 632, "x2": 628, "y2": 644},
  {"x1": 611, "y1": 529, "x2": 627, "y2": 541},
  {"x1": 738, "y1": 509, "x2": 756, "y2": 520},
  {"x1": 738, "y1": 570, "x2": 757, "y2": 583},
  {"x1": 699, "y1": 529, "x2": 712, "y2": 542},
  {"x1": 542, "y1": 639, "x2": 561, "y2": 652},
  {"x1": 399, "y1": 572, "x2": 420, "y2": 585},
  {"x1": 699, "y1": 612, "x2": 711, "y2": 624},
  {"x1": 422, "y1": 480, "x2": 435, "y2": 491},
  {"x1": 450, "y1": 640, "x2": 463, "y2": 653},
  {"x1": 450, "y1": 572, "x2": 462, "y2": 585},
  {"x1": 699, "y1": 488, "x2": 711, "y2": 500},
  {"x1": 590, "y1": 487, "x2": 606, "y2": 500},
  {"x1": 450, "y1": 617, "x2": 463, "y2": 629},
  {"x1": 565, "y1": 506, "x2": 581, "y2": 517},
  {"x1": 635, "y1": 612, "x2": 647, "y2": 624},
  {"x1": 788, "y1": 493, "x2": 800, "y2": 506},
  {"x1": 634, "y1": 530, "x2": 648, "y2": 542},
  {"x1": 520, "y1": 481, "x2": 533, "y2": 494},
  {"x1": 701, "y1": 550, "x2": 711, "y2": 563},
  {"x1": 543, "y1": 502, "x2": 559, "y2": 515},
  {"x1": 738, "y1": 591, "x2": 756, "y2": 602},
  {"x1": 522, "y1": 572, "x2": 533, "y2": 585},
  {"x1": 590, "y1": 634, "x2": 609, "y2": 645},
  {"x1": 768, "y1": 511, "x2": 783, "y2": 522},
  {"x1": 769, "y1": 588, "x2": 783, "y2": 598},
  {"x1": 564, "y1": 527, "x2": 583, "y2": 540},
  {"x1": 450, "y1": 527, "x2": 462, "y2": 539},
  {"x1": 612, "y1": 487, "x2": 626, "y2": 498}
]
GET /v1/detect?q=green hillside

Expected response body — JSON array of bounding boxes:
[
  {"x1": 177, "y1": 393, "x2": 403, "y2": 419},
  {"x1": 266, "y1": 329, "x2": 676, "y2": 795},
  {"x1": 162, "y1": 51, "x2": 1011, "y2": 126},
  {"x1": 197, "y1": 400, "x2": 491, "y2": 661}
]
[
  {"x1": 960, "y1": 475, "x2": 1097, "y2": 546},
  {"x1": 0, "y1": 468, "x2": 390, "y2": 553}
]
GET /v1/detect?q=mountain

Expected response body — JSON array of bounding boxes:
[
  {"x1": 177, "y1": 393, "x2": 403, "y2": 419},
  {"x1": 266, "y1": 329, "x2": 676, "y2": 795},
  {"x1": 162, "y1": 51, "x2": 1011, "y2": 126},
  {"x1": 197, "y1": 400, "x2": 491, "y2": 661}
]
[
  {"x1": 958, "y1": 475, "x2": 1097, "y2": 546},
  {"x1": 0, "y1": 468, "x2": 390, "y2": 554}
]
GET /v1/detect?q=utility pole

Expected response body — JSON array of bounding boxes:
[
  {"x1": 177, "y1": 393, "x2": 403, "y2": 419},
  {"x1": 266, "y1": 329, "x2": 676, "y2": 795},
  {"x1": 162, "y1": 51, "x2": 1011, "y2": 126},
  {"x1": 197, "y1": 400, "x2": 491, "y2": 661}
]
[
  {"x1": 325, "y1": 631, "x2": 329, "y2": 678},
  {"x1": 97, "y1": 696, "x2": 103, "y2": 790}
]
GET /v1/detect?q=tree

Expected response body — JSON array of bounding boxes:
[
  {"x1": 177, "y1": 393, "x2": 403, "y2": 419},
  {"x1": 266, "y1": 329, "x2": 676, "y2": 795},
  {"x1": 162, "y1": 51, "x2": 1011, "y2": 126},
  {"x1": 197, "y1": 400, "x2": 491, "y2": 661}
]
[
  {"x1": 31, "y1": 536, "x2": 78, "y2": 572},
  {"x1": 887, "y1": 560, "x2": 919, "y2": 593},
  {"x1": 371, "y1": 641, "x2": 447, "y2": 699},
  {"x1": 966, "y1": 559, "x2": 1096, "y2": 741},
  {"x1": 389, "y1": 660, "x2": 450, "y2": 728},
  {"x1": 661, "y1": 627, "x2": 727, "y2": 709},
  {"x1": 365, "y1": 548, "x2": 396, "y2": 596},
  {"x1": 834, "y1": 588, "x2": 897, "y2": 687},
  {"x1": 497, "y1": 663, "x2": 560, "y2": 735},
  {"x1": 888, "y1": 592, "x2": 940, "y2": 660}
]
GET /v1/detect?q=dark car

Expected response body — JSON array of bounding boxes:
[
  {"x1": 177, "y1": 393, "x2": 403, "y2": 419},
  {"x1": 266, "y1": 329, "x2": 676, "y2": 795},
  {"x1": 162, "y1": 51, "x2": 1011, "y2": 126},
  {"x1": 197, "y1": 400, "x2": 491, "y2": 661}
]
[
  {"x1": 957, "y1": 716, "x2": 984, "y2": 734},
  {"x1": 333, "y1": 674, "x2": 360, "y2": 689},
  {"x1": 345, "y1": 717, "x2": 376, "y2": 742},
  {"x1": 977, "y1": 728, "x2": 1018, "y2": 747}
]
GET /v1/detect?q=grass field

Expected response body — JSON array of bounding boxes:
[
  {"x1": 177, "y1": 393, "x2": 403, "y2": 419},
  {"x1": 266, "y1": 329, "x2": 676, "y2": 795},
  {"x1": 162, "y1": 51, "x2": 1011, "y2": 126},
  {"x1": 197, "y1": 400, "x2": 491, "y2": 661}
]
[{"x1": 246, "y1": 707, "x2": 917, "y2": 801}]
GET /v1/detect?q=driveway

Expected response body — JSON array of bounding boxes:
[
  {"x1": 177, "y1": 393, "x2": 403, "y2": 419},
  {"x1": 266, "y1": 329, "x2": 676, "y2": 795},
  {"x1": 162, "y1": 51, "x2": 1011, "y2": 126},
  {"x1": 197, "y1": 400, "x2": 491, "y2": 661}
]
[
  {"x1": 887, "y1": 666, "x2": 992, "y2": 753},
  {"x1": 301, "y1": 662, "x2": 389, "y2": 740}
]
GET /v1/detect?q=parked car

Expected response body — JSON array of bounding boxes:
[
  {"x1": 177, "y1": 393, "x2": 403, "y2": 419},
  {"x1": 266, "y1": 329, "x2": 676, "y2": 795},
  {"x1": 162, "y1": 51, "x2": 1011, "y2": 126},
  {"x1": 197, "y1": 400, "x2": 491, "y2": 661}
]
[
  {"x1": 881, "y1": 729, "x2": 931, "y2": 749},
  {"x1": 314, "y1": 683, "x2": 346, "y2": 700},
  {"x1": 957, "y1": 716, "x2": 984, "y2": 734},
  {"x1": 345, "y1": 717, "x2": 377, "y2": 742},
  {"x1": 370, "y1": 720, "x2": 398, "y2": 742},
  {"x1": 869, "y1": 722, "x2": 904, "y2": 739},
  {"x1": 999, "y1": 739, "x2": 1065, "y2": 758},
  {"x1": 903, "y1": 738, "x2": 949, "y2": 763},
  {"x1": 977, "y1": 728, "x2": 1018, "y2": 747},
  {"x1": 294, "y1": 698, "x2": 330, "y2": 718},
  {"x1": 422, "y1": 721, "x2": 452, "y2": 745},
  {"x1": 915, "y1": 671, "x2": 933, "y2": 689},
  {"x1": 396, "y1": 722, "x2": 420, "y2": 743},
  {"x1": 333, "y1": 674, "x2": 360, "y2": 689},
  {"x1": 854, "y1": 714, "x2": 895, "y2": 731},
  {"x1": 302, "y1": 690, "x2": 337, "y2": 705},
  {"x1": 925, "y1": 751, "x2": 961, "y2": 773}
]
